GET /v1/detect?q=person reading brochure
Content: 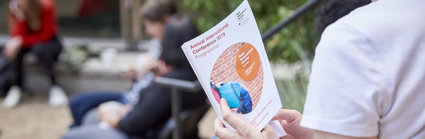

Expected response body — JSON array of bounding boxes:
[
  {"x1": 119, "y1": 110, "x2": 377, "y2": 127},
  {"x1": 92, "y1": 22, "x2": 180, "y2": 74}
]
[{"x1": 215, "y1": 0, "x2": 425, "y2": 138}]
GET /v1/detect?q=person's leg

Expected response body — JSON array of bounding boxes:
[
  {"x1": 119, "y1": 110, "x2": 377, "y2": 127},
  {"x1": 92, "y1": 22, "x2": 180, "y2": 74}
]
[
  {"x1": 31, "y1": 38, "x2": 67, "y2": 106},
  {"x1": 0, "y1": 46, "x2": 11, "y2": 97},
  {"x1": 12, "y1": 49, "x2": 29, "y2": 88},
  {"x1": 31, "y1": 37, "x2": 62, "y2": 85},
  {"x1": 69, "y1": 92, "x2": 123, "y2": 128},
  {"x1": 81, "y1": 109, "x2": 100, "y2": 126},
  {"x1": 3, "y1": 49, "x2": 28, "y2": 108},
  {"x1": 62, "y1": 124, "x2": 128, "y2": 139}
]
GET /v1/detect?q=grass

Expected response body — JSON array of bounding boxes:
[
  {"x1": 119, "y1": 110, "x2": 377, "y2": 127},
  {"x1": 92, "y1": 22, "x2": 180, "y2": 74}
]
[{"x1": 276, "y1": 76, "x2": 309, "y2": 113}]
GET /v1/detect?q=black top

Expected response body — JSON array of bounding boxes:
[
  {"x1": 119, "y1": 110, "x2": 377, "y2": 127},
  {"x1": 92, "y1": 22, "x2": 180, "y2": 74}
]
[{"x1": 117, "y1": 67, "x2": 206, "y2": 138}]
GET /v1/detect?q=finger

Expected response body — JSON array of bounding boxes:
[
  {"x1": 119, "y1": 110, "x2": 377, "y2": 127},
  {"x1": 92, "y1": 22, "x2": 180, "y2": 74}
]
[
  {"x1": 271, "y1": 109, "x2": 302, "y2": 123},
  {"x1": 214, "y1": 118, "x2": 237, "y2": 138},
  {"x1": 261, "y1": 125, "x2": 278, "y2": 139},
  {"x1": 3, "y1": 50, "x2": 15, "y2": 60},
  {"x1": 214, "y1": 118, "x2": 225, "y2": 128},
  {"x1": 3, "y1": 51, "x2": 10, "y2": 59},
  {"x1": 3, "y1": 47, "x2": 11, "y2": 58},
  {"x1": 220, "y1": 98, "x2": 255, "y2": 136}
]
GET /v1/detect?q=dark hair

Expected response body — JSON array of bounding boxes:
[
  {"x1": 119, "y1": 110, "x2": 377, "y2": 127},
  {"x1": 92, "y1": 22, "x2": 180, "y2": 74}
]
[
  {"x1": 140, "y1": 0, "x2": 177, "y2": 22},
  {"x1": 315, "y1": 0, "x2": 370, "y2": 35},
  {"x1": 160, "y1": 15, "x2": 199, "y2": 68}
]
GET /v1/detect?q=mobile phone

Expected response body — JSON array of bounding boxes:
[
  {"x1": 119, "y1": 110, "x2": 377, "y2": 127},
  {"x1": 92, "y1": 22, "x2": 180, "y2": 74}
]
[
  {"x1": 9, "y1": 1, "x2": 19, "y2": 13},
  {"x1": 9, "y1": 0, "x2": 24, "y2": 19}
]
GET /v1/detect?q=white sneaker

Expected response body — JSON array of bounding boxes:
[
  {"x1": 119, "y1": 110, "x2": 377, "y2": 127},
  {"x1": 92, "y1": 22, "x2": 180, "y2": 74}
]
[
  {"x1": 3, "y1": 86, "x2": 22, "y2": 108},
  {"x1": 49, "y1": 85, "x2": 68, "y2": 107}
]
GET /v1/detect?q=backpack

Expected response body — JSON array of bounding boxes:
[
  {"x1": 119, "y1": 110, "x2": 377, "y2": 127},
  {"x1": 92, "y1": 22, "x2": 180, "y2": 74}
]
[
  {"x1": 216, "y1": 82, "x2": 253, "y2": 114},
  {"x1": 210, "y1": 81, "x2": 222, "y2": 103}
]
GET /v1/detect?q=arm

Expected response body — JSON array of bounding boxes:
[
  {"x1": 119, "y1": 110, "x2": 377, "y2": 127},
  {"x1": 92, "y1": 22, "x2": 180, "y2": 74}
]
[
  {"x1": 99, "y1": 104, "x2": 132, "y2": 128},
  {"x1": 300, "y1": 22, "x2": 384, "y2": 137},
  {"x1": 117, "y1": 85, "x2": 171, "y2": 135},
  {"x1": 7, "y1": 14, "x2": 17, "y2": 35},
  {"x1": 3, "y1": 37, "x2": 22, "y2": 60},
  {"x1": 215, "y1": 106, "x2": 377, "y2": 139},
  {"x1": 314, "y1": 130, "x2": 377, "y2": 139},
  {"x1": 273, "y1": 109, "x2": 376, "y2": 139}
]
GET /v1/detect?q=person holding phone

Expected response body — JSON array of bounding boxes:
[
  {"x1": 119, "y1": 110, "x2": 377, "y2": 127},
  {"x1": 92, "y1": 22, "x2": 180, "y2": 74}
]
[{"x1": 3, "y1": 0, "x2": 66, "y2": 108}]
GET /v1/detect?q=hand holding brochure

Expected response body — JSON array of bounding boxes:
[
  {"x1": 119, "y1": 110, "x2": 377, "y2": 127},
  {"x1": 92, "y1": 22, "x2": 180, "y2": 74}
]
[{"x1": 181, "y1": 0, "x2": 285, "y2": 136}]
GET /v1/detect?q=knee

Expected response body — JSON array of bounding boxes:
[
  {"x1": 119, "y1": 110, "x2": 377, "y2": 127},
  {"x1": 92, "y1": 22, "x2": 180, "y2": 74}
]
[
  {"x1": 31, "y1": 46, "x2": 48, "y2": 58},
  {"x1": 69, "y1": 95, "x2": 83, "y2": 110},
  {"x1": 32, "y1": 44, "x2": 62, "y2": 60}
]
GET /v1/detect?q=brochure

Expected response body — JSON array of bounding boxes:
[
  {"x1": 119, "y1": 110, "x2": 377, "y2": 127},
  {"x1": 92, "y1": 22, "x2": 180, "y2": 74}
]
[{"x1": 181, "y1": 0, "x2": 285, "y2": 136}]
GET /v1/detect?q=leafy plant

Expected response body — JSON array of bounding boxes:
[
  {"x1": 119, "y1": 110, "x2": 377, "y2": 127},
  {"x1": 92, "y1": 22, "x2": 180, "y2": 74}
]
[{"x1": 182, "y1": 0, "x2": 318, "y2": 63}]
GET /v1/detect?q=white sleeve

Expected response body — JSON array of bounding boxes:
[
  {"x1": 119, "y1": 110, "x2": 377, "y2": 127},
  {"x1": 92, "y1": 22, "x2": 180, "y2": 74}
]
[{"x1": 300, "y1": 22, "x2": 386, "y2": 137}]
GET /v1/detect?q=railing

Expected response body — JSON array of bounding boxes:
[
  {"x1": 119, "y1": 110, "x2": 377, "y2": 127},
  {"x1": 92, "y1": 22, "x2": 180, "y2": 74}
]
[
  {"x1": 154, "y1": 77, "x2": 202, "y2": 139},
  {"x1": 262, "y1": 0, "x2": 322, "y2": 42}
]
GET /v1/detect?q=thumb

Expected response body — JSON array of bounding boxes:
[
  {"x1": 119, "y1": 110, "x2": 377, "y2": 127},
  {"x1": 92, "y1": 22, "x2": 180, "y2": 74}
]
[
  {"x1": 220, "y1": 98, "x2": 254, "y2": 132},
  {"x1": 261, "y1": 125, "x2": 278, "y2": 139},
  {"x1": 271, "y1": 109, "x2": 302, "y2": 123}
]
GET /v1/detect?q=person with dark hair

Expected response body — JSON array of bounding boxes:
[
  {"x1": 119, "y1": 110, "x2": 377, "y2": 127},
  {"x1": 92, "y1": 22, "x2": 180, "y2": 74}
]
[
  {"x1": 66, "y1": 0, "x2": 178, "y2": 129},
  {"x1": 115, "y1": 15, "x2": 206, "y2": 138},
  {"x1": 2, "y1": 0, "x2": 66, "y2": 108},
  {"x1": 62, "y1": 15, "x2": 206, "y2": 139},
  {"x1": 314, "y1": 0, "x2": 370, "y2": 35}
]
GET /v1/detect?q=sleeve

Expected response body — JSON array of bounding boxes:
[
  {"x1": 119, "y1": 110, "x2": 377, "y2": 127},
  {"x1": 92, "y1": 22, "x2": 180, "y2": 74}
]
[
  {"x1": 8, "y1": 15, "x2": 19, "y2": 36},
  {"x1": 10, "y1": 17, "x2": 26, "y2": 37},
  {"x1": 117, "y1": 85, "x2": 171, "y2": 135},
  {"x1": 19, "y1": 6, "x2": 57, "y2": 47},
  {"x1": 299, "y1": 22, "x2": 386, "y2": 137}
]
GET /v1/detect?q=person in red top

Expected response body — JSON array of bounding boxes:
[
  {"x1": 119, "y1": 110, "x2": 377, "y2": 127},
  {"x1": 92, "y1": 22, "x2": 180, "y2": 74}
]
[{"x1": 2, "y1": 0, "x2": 68, "y2": 108}]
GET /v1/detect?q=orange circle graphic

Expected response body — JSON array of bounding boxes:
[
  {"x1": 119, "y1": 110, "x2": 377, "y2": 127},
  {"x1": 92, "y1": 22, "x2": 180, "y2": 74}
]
[
  {"x1": 210, "y1": 42, "x2": 263, "y2": 111},
  {"x1": 235, "y1": 43, "x2": 260, "y2": 81}
]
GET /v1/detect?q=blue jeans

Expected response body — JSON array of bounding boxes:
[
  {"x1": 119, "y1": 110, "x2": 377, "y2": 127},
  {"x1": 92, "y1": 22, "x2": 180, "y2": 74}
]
[{"x1": 69, "y1": 92, "x2": 123, "y2": 128}]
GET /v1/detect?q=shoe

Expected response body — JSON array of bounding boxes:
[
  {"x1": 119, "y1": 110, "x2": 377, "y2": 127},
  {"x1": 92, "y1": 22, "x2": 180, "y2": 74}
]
[
  {"x1": 49, "y1": 85, "x2": 68, "y2": 107},
  {"x1": 3, "y1": 86, "x2": 22, "y2": 108}
]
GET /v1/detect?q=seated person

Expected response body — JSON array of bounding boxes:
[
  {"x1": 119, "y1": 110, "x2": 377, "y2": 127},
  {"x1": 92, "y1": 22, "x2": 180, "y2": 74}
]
[
  {"x1": 67, "y1": 0, "x2": 177, "y2": 128},
  {"x1": 62, "y1": 15, "x2": 207, "y2": 139},
  {"x1": 3, "y1": 0, "x2": 66, "y2": 108}
]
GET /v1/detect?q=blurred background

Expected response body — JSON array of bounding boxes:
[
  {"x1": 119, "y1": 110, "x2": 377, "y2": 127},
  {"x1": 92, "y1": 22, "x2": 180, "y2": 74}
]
[{"x1": 0, "y1": 0, "x2": 369, "y2": 138}]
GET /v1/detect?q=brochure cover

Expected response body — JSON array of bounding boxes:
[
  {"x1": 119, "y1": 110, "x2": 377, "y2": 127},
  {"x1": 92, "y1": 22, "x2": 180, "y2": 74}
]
[{"x1": 181, "y1": 0, "x2": 284, "y2": 135}]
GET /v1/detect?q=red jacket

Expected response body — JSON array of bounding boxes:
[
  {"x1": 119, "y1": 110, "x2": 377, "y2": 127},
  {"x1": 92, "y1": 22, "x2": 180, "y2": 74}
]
[{"x1": 10, "y1": 0, "x2": 58, "y2": 48}]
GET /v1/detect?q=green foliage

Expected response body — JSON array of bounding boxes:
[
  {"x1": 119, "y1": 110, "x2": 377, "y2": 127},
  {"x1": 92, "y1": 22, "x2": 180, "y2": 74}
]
[
  {"x1": 59, "y1": 45, "x2": 91, "y2": 72},
  {"x1": 182, "y1": 0, "x2": 318, "y2": 63},
  {"x1": 275, "y1": 73, "x2": 309, "y2": 112}
]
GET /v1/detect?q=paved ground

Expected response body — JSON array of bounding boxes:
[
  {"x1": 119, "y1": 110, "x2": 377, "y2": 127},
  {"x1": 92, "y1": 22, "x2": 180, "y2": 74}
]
[
  {"x1": 0, "y1": 95, "x2": 72, "y2": 139},
  {"x1": 0, "y1": 94, "x2": 216, "y2": 139}
]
